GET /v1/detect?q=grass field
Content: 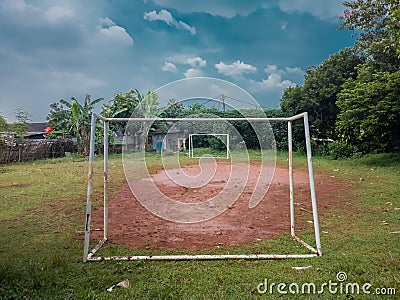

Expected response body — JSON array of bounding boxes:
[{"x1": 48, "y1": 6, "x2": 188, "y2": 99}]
[{"x1": 0, "y1": 151, "x2": 399, "y2": 299}]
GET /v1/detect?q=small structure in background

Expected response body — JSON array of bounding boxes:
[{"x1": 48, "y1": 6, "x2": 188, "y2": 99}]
[
  {"x1": 24, "y1": 123, "x2": 53, "y2": 139},
  {"x1": 112, "y1": 129, "x2": 186, "y2": 153},
  {"x1": 148, "y1": 128, "x2": 185, "y2": 153},
  {"x1": 0, "y1": 122, "x2": 73, "y2": 164}
]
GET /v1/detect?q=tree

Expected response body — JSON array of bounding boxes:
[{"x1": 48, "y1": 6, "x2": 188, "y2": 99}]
[
  {"x1": 389, "y1": 1, "x2": 400, "y2": 55},
  {"x1": 49, "y1": 94, "x2": 103, "y2": 156},
  {"x1": 159, "y1": 98, "x2": 184, "y2": 118},
  {"x1": 280, "y1": 86, "x2": 304, "y2": 116},
  {"x1": 0, "y1": 114, "x2": 8, "y2": 132},
  {"x1": 281, "y1": 48, "x2": 364, "y2": 140},
  {"x1": 47, "y1": 102, "x2": 73, "y2": 138},
  {"x1": 12, "y1": 108, "x2": 31, "y2": 138},
  {"x1": 101, "y1": 89, "x2": 141, "y2": 134},
  {"x1": 340, "y1": 0, "x2": 400, "y2": 66},
  {"x1": 336, "y1": 70, "x2": 400, "y2": 152},
  {"x1": 134, "y1": 91, "x2": 160, "y2": 150},
  {"x1": 337, "y1": 1, "x2": 400, "y2": 154}
]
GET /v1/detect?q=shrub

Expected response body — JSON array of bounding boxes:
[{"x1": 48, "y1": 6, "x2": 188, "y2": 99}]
[{"x1": 325, "y1": 141, "x2": 360, "y2": 159}]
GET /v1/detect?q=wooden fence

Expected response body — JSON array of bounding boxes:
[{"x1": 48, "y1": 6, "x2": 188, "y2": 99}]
[{"x1": 0, "y1": 138, "x2": 76, "y2": 164}]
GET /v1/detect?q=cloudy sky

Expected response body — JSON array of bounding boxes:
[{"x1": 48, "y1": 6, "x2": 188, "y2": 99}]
[{"x1": 0, "y1": 0, "x2": 354, "y2": 122}]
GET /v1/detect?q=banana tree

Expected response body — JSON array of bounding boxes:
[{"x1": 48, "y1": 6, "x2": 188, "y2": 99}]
[
  {"x1": 101, "y1": 89, "x2": 141, "y2": 133},
  {"x1": 59, "y1": 94, "x2": 103, "y2": 156},
  {"x1": 134, "y1": 90, "x2": 159, "y2": 151}
]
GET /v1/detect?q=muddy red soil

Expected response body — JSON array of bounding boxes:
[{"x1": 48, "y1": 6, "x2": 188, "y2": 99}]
[{"x1": 91, "y1": 162, "x2": 351, "y2": 251}]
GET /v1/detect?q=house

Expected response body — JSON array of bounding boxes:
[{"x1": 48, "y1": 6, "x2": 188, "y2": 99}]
[
  {"x1": 111, "y1": 127, "x2": 187, "y2": 153},
  {"x1": 25, "y1": 122, "x2": 49, "y2": 140},
  {"x1": 113, "y1": 131, "x2": 142, "y2": 153},
  {"x1": 148, "y1": 128, "x2": 185, "y2": 152}
]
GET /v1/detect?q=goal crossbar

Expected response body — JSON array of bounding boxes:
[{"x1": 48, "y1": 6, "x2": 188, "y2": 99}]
[{"x1": 83, "y1": 112, "x2": 322, "y2": 262}]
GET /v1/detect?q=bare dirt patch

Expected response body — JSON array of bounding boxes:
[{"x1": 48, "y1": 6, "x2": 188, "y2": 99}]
[{"x1": 91, "y1": 162, "x2": 352, "y2": 251}]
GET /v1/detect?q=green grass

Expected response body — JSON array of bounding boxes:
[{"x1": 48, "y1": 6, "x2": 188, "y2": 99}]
[{"x1": 0, "y1": 152, "x2": 399, "y2": 299}]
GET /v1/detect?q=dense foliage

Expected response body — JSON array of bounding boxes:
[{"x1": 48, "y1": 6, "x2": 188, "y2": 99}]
[
  {"x1": 280, "y1": 48, "x2": 364, "y2": 148},
  {"x1": 47, "y1": 94, "x2": 103, "y2": 156},
  {"x1": 0, "y1": 114, "x2": 9, "y2": 132},
  {"x1": 280, "y1": 0, "x2": 400, "y2": 157},
  {"x1": 337, "y1": 70, "x2": 400, "y2": 152},
  {"x1": 101, "y1": 88, "x2": 141, "y2": 134},
  {"x1": 340, "y1": 0, "x2": 400, "y2": 59}
]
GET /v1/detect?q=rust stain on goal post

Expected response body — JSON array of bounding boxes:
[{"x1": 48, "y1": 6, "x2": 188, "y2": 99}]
[
  {"x1": 87, "y1": 253, "x2": 318, "y2": 262},
  {"x1": 83, "y1": 113, "x2": 97, "y2": 262},
  {"x1": 103, "y1": 120, "x2": 109, "y2": 241},
  {"x1": 288, "y1": 120, "x2": 295, "y2": 238},
  {"x1": 83, "y1": 112, "x2": 322, "y2": 262}
]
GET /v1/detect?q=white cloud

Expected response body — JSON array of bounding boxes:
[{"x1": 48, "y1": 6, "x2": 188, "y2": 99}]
[
  {"x1": 0, "y1": 0, "x2": 77, "y2": 27},
  {"x1": 44, "y1": 6, "x2": 74, "y2": 23},
  {"x1": 97, "y1": 17, "x2": 134, "y2": 46},
  {"x1": 99, "y1": 17, "x2": 116, "y2": 27},
  {"x1": 168, "y1": 55, "x2": 207, "y2": 67},
  {"x1": 265, "y1": 64, "x2": 279, "y2": 74},
  {"x1": 264, "y1": 64, "x2": 304, "y2": 78},
  {"x1": 178, "y1": 20, "x2": 196, "y2": 35},
  {"x1": 152, "y1": 0, "x2": 270, "y2": 18},
  {"x1": 186, "y1": 56, "x2": 206, "y2": 68},
  {"x1": 144, "y1": 9, "x2": 174, "y2": 24},
  {"x1": 50, "y1": 71, "x2": 104, "y2": 89},
  {"x1": 245, "y1": 64, "x2": 304, "y2": 106},
  {"x1": 257, "y1": 73, "x2": 295, "y2": 89},
  {"x1": 278, "y1": 0, "x2": 344, "y2": 20},
  {"x1": 162, "y1": 62, "x2": 178, "y2": 72},
  {"x1": 163, "y1": 56, "x2": 206, "y2": 76},
  {"x1": 184, "y1": 68, "x2": 204, "y2": 78},
  {"x1": 284, "y1": 66, "x2": 304, "y2": 75},
  {"x1": 144, "y1": 9, "x2": 196, "y2": 35},
  {"x1": 0, "y1": 0, "x2": 30, "y2": 12},
  {"x1": 215, "y1": 60, "x2": 257, "y2": 77}
]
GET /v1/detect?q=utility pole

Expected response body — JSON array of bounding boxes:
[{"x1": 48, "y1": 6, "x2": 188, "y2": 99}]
[{"x1": 221, "y1": 94, "x2": 226, "y2": 112}]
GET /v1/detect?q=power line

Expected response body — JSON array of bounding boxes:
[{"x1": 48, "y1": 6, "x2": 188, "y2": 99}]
[{"x1": 221, "y1": 94, "x2": 259, "y2": 108}]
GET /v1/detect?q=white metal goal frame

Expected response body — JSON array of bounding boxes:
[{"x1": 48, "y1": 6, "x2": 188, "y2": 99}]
[
  {"x1": 188, "y1": 133, "x2": 230, "y2": 159},
  {"x1": 83, "y1": 112, "x2": 322, "y2": 262}
]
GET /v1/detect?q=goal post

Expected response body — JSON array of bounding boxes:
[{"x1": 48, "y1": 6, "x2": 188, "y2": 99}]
[
  {"x1": 83, "y1": 112, "x2": 322, "y2": 262},
  {"x1": 188, "y1": 133, "x2": 230, "y2": 159}
]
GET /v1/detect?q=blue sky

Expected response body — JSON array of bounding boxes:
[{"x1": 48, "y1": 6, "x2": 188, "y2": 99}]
[{"x1": 0, "y1": 0, "x2": 355, "y2": 121}]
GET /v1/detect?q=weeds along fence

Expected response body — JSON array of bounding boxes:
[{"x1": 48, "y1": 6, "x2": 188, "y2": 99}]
[{"x1": 0, "y1": 138, "x2": 75, "y2": 164}]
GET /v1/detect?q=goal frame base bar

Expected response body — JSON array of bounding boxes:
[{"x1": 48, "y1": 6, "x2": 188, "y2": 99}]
[
  {"x1": 83, "y1": 112, "x2": 322, "y2": 262},
  {"x1": 86, "y1": 237, "x2": 319, "y2": 262}
]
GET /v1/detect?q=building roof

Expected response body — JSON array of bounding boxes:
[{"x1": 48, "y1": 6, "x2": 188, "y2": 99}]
[{"x1": 27, "y1": 122, "x2": 48, "y2": 134}]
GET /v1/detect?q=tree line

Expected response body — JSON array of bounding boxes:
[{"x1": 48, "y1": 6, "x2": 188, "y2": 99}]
[{"x1": 45, "y1": 90, "x2": 283, "y2": 155}]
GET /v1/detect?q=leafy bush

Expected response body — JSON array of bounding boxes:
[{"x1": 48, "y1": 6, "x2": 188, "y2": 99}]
[{"x1": 324, "y1": 141, "x2": 360, "y2": 159}]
